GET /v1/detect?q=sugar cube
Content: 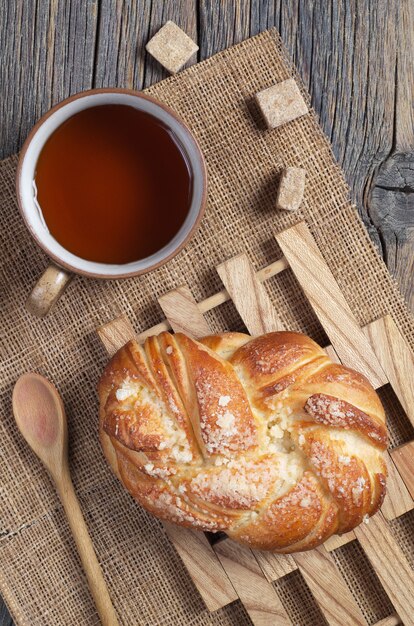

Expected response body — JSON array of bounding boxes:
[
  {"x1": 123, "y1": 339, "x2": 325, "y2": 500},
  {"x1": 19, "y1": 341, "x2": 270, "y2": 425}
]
[
  {"x1": 255, "y1": 78, "x2": 308, "y2": 129},
  {"x1": 146, "y1": 21, "x2": 199, "y2": 74},
  {"x1": 276, "y1": 167, "x2": 306, "y2": 212}
]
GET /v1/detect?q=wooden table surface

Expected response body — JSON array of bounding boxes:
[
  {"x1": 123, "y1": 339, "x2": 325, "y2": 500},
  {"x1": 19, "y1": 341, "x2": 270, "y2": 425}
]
[{"x1": 1, "y1": 1, "x2": 413, "y2": 624}]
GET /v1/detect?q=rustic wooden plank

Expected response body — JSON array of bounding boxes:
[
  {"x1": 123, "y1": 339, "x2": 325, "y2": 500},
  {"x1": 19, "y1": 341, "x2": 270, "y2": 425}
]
[
  {"x1": 217, "y1": 253, "x2": 283, "y2": 335},
  {"x1": 97, "y1": 313, "x2": 237, "y2": 611},
  {"x1": 354, "y1": 513, "x2": 414, "y2": 626},
  {"x1": 214, "y1": 540, "x2": 290, "y2": 626},
  {"x1": 293, "y1": 547, "x2": 366, "y2": 626},
  {"x1": 0, "y1": 604, "x2": 12, "y2": 626},
  {"x1": 94, "y1": 0, "x2": 198, "y2": 90},
  {"x1": 0, "y1": 0, "x2": 98, "y2": 159},
  {"x1": 215, "y1": 252, "x2": 367, "y2": 623},
  {"x1": 274, "y1": 1, "x2": 414, "y2": 310},
  {"x1": 275, "y1": 222, "x2": 387, "y2": 388},
  {"x1": 391, "y1": 441, "x2": 414, "y2": 499},
  {"x1": 365, "y1": 315, "x2": 414, "y2": 426},
  {"x1": 364, "y1": 0, "x2": 414, "y2": 311},
  {"x1": 198, "y1": 0, "x2": 251, "y2": 60},
  {"x1": 2, "y1": 1, "x2": 412, "y2": 311},
  {"x1": 158, "y1": 285, "x2": 211, "y2": 338}
]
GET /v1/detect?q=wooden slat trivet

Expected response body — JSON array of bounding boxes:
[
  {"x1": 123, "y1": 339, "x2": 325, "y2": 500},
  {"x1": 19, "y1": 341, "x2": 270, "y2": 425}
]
[{"x1": 97, "y1": 221, "x2": 414, "y2": 625}]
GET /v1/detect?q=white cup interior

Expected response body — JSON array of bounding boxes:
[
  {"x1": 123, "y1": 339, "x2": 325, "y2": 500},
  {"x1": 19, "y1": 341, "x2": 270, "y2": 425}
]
[{"x1": 18, "y1": 92, "x2": 205, "y2": 278}]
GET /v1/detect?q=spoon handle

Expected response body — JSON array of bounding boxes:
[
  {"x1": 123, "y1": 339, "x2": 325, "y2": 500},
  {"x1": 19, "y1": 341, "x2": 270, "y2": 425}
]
[{"x1": 55, "y1": 469, "x2": 120, "y2": 626}]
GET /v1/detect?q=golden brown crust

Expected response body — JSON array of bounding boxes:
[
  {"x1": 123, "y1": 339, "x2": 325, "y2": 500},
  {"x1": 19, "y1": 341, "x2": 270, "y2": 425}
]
[
  {"x1": 304, "y1": 393, "x2": 387, "y2": 448},
  {"x1": 98, "y1": 330, "x2": 387, "y2": 553}
]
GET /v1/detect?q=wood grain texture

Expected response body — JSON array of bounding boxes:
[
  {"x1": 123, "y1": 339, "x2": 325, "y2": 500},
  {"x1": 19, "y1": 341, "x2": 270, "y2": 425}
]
[
  {"x1": 126, "y1": 258, "x2": 288, "y2": 344},
  {"x1": 2, "y1": 0, "x2": 412, "y2": 306},
  {"x1": 158, "y1": 285, "x2": 211, "y2": 338},
  {"x1": 391, "y1": 441, "x2": 414, "y2": 500},
  {"x1": 354, "y1": 513, "x2": 414, "y2": 626},
  {"x1": 276, "y1": 222, "x2": 387, "y2": 388},
  {"x1": 381, "y1": 452, "x2": 413, "y2": 521},
  {"x1": 217, "y1": 253, "x2": 283, "y2": 335},
  {"x1": 0, "y1": 604, "x2": 12, "y2": 626},
  {"x1": 253, "y1": 551, "x2": 297, "y2": 582},
  {"x1": 213, "y1": 540, "x2": 290, "y2": 626},
  {"x1": 323, "y1": 530, "x2": 357, "y2": 552},
  {"x1": 97, "y1": 315, "x2": 138, "y2": 357},
  {"x1": 293, "y1": 547, "x2": 365, "y2": 626},
  {"x1": 373, "y1": 616, "x2": 401, "y2": 626},
  {"x1": 365, "y1": 315, "x2": 414, "y2": 426},
  {"x1": 95, "y1": 0, "x2": 198, "y2": 90},
  {"x1": 0, "y1": 0, "x2": 98, "y2": 159},
  {"x1": 162, "y1": 523, "x2": 238, "y2": 612}
]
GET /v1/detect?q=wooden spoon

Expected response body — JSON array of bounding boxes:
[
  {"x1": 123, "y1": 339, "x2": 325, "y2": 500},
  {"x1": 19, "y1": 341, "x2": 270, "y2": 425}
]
[{"x1": 12, "y1": 373, "x2": 120, "y2": 626}]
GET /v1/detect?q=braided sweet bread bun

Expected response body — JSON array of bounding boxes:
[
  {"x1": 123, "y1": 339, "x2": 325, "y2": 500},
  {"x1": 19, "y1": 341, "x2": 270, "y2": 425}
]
[{"x1": 99, "y1": 331, "x2": 387, "y2": 553}]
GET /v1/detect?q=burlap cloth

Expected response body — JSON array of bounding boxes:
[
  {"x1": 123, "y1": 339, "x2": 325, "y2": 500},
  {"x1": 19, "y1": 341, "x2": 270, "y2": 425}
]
[{"x1": 1, "y1": 29, "x2": 413, "y2": 626}]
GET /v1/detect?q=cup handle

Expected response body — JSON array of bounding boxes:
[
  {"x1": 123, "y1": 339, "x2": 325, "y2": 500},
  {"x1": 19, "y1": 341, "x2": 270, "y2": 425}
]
[{"x1": 26, "y1": 264, "x2": 72, "y2": 317}]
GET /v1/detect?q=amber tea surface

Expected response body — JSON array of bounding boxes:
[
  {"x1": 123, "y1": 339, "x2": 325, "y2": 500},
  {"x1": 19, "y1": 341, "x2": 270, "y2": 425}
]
[{"x1": 35, "y1": 104, "x2": 193, "y2": 264}]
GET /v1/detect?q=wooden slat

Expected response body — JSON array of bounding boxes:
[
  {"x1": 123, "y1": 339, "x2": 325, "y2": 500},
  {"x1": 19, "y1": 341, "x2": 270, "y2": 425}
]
[
  {"x1": 214, "y1": 540, "x2": 290, "y2": 625},
  {"x1": 0, "y1": 0, "x2": 98, "y2": 159},
  {"x1": 217, "y1": 253, "x2": 283, "y2": 334},
  {"x1": 163, "y1": 523, "x2": 238, "y2": 611},
  {"x1": 293, "y1": 547, "x2": 365, "y2": 626},
  {"x1": 323, "y1": 531, "x2": 357, "y2": 552},
  {"x1": 254, "y1": 552, "x2": 297, "y2": 582},
  {"x1": 158, "y1": 285, "x2": 211, "y2": 338},
  {"x1": 354, "y1": 513, "x2": 414, "y2": 626},
  {"x1": 97, "y1": 313, "x2": 237, "y2": 612},
  {"x1": 365, "y1": 315, "x2": 414, "y2": 426},
  {"x1": 97, "y1": 315, "x2": 138, "y2": 356},
  {"x1": 391, "y1": 441, "x2": 414, "y2": 499},
  {"x1": 381, "y1": 453, "x2": 413, "y2": 521},
  {"x1": 158, "y1": 285, "x2": 285, "y2": 621},
  {"x1": 275, "y1": 222, "x2": 387, "y2": 388},
  {"x1": 373, "y1": 614, "x2": 401, "y2": 626},
  {"x1": 133, "y1": 257, "x2": 289, "y2": 344},
  {"x1": 216, "y1": 252, "x2": 366, "y2": 624}
]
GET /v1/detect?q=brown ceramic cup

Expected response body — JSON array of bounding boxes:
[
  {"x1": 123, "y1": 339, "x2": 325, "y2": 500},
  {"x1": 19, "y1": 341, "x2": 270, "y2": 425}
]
[{"x1": 16, "y1": 88, "x2": 207, "y2": 317}]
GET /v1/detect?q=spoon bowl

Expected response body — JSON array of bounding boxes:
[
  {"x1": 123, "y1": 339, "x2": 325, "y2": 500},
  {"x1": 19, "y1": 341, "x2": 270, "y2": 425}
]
[{"x1": 13, "y1": 373, "x2": 68, "y2": 478}]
